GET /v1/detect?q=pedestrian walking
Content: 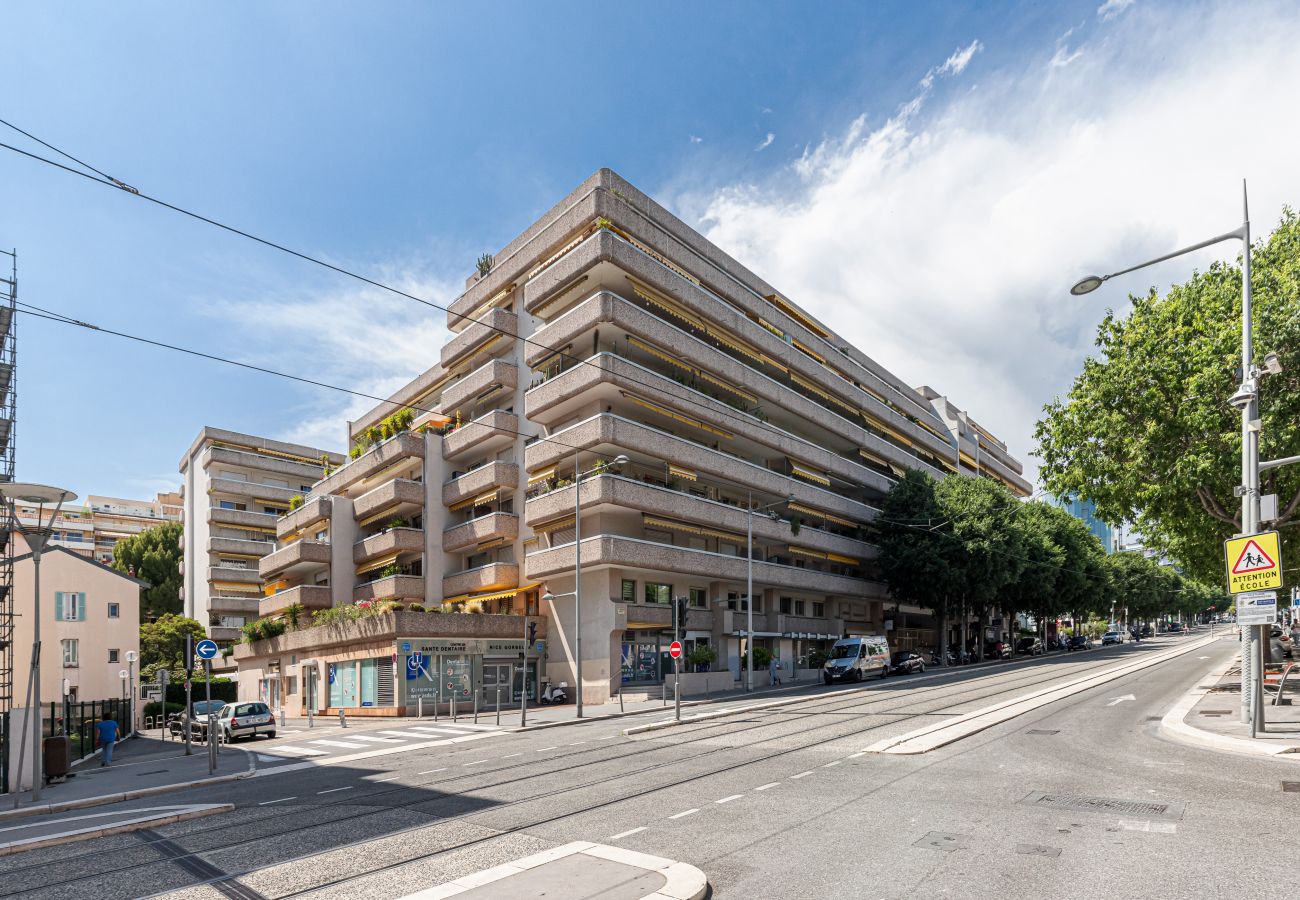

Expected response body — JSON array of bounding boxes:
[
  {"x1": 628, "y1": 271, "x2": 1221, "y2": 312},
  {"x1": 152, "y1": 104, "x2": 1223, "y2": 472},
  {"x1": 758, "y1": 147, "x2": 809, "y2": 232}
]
[
  {"x1": 769, "y1": 654, "x2": 781, "y2": 687},
  {"x1": 95, "y1": 712, "x2": 119, "y2": 767},
  {"x1": 1290, "y1": 620, "x2": 1299, "y2": 659}
]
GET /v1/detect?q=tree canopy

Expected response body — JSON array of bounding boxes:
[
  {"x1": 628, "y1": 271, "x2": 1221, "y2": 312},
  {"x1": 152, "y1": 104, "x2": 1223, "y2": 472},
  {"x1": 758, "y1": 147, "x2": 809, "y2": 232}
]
[
  {"x1": 111, "y1": 520, "x2": 183, "y2": 620},
  {"x1": 1035, "y1": 210, "x2": 1300, "y2": 584},
  {"x1": 139, "y1": 613, "x2": 207, "y2": 682}
]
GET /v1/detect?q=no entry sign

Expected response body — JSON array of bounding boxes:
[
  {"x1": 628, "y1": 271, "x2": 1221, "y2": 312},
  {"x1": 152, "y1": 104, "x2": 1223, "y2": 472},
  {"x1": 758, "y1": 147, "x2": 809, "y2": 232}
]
[{"x1": 668, "y1": 640, "x2": 682, "y2": 659}]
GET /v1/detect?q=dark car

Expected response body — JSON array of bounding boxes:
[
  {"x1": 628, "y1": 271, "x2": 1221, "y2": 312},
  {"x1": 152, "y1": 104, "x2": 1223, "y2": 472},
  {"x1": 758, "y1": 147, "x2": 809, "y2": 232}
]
[
  {"x1": 984, "y1": 641, "x2": 1012, "y2": 660},
  {"x1": 1015, "y1": 637, "x2": 1045, "y2": 656},
  {"x1": 1066, "y1": 634, "x2": 1091, "y2": 651},
  {"x1": 167, "y1": 699, "x2": 228, "y2": 738},
  {"x1": 1140, "y1": 625, "x2": 1154, "y2": 638},
  {"x1": 888, "y1": 650, "x2": 925, "y2": 675},
  {"x1": 1167, "y1": 623, "x2": 1184, "y2": 634}
]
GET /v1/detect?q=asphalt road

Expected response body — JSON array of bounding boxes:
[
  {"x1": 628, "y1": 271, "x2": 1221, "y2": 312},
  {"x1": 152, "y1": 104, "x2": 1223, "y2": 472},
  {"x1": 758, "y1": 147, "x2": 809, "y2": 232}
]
[{"x1": 1, "y1": 633, "x2": 1275, "y2": 900}]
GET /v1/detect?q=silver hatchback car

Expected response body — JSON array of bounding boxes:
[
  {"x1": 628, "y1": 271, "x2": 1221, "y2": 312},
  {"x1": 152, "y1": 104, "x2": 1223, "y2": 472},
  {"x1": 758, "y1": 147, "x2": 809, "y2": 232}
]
[{"x1": 217, "y1": 701, "x2": 277, "y2": 742}]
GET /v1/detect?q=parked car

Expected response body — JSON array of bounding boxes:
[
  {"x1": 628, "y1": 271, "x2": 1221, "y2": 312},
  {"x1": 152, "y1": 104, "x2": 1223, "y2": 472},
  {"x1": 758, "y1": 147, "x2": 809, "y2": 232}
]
[
  {"x1": 1066, "y1": 635, "x2": 1091, "y2": 651},
  {"x1": 1015, "y1": 637, "x2": 1045, "y2": 656},
  {"x1": 888, "y1": 650, "x2": 926, "y2": 675},
  {"x1": 1140, "y1": 625, "x2": 1154, "y2": 638},
  {"x1": 1101, "y1": 631, "x2": 1122, "y2": 646},
  {"x1": 823, "y1": 636, "x2": 891, "y2": 683},
  {"x1": 984, "y1": 641, "x2": 1013, "y2": 660},
  {"x1": 1167, "y1": 623, "x2": 1184, "y2": 634},
  {"x1": 215, "y1": 701, "x2": 276, "y2": 742},
  {"x1": 167, "y1": 700, "x2": 227, "y2": 738}
]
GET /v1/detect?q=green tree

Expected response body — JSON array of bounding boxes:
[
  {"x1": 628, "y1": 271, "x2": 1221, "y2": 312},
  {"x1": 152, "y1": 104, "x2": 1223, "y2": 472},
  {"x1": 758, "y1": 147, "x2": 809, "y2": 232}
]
[
  {"x1": 1036, "y1": 211, "x2": 1300, "y2": 584},
  {"x1": 111, "y1": 520, "x2": 183, "y2": 620},
  {"x1": 139, "y1": 613, "x2": 207, "y2": 681}
]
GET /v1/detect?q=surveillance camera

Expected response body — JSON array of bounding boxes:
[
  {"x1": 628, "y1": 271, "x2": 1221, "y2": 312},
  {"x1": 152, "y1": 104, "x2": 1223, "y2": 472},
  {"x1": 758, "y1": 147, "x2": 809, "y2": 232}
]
[
  {"x1": 1227, "y1": 385, "x2": 1256, "y2": 409},
  {"x1": 1263, "y1": 352, "x2": 1283, "y2": 375}
]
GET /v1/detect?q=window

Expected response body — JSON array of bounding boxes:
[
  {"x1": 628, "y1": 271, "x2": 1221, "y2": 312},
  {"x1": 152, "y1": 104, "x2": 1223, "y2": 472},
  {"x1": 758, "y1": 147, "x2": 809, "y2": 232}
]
[
  {"x1": 107, "y1": 603, "x2": 120, "y2": 619},
  {"x1": 689, "y1": 587, "x2": 707, "y2": 608},
  {"x1": 644, "y1": 582, "x2": 671, "y2": 605},
  {"x1": 57, "y1": 592, "x2": 85, "y2": 621},
  {"x1": 727, "y1": 592, "x2": 762, "y2": 613},
  {"x1": 261, "y1": 506, "x2": 280, "y2": 515},
  {"x1": 794, "y1": 600, "x2": 806, "y2": 616},
  {"x1": 300, "y1": 484, "x2": 313, "y2": 492},
  {"x1": 812, "y1": 601, "x2": 825, "y2": 617},
  {"x1": 218, "y1": 500, "x2": 246, "y2": 511},
  {"x1": 62, "y1": 639, "x2": 78, "y2": 667},
  {"x1": 780, "y1": 597, "x2": 793, "y2": 614},
  {"x1": 621, "y1": 579, "x2": 636, "y2": 603},
  {"x1": 108, "y1": 649, "x2": 120, "y2": 663}
]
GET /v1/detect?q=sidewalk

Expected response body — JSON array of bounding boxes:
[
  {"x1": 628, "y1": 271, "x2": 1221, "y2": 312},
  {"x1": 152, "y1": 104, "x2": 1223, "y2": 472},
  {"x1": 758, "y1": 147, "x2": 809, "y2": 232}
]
[{"x1": 1160, "y1": 650, "x2": 1300, "y2": 759}]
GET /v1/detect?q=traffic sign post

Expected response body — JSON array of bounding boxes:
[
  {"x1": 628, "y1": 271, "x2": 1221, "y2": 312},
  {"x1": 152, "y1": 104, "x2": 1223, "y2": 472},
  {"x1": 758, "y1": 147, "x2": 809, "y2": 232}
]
[
  {"x1": 183, "y1": 634, "x2": 194, "y2": 756},
  {"x1": 1236, "y1": 591, "x2": 1278, "y2": 626},
  {"x1": 1226, "y1": 530, "x2": 1283, "y2": 594}
]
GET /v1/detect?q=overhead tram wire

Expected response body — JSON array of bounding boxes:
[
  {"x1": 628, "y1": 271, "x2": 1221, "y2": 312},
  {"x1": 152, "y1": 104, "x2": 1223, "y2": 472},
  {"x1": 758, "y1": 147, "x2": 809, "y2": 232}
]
[{"x1": 0, "y1": 125, "x2": 953, "y2": 483}]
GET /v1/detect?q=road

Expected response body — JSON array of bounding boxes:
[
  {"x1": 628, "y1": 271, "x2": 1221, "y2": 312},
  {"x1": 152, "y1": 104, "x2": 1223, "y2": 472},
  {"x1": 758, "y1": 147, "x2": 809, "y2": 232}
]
[{"x1": 0, "y1": 633, "x2": 1283, "y2": 899}]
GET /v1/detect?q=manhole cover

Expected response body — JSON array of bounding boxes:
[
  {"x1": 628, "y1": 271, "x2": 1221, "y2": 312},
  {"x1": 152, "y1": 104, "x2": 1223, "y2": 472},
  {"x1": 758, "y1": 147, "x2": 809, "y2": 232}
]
[
  {"x1": 1015, "y1": 843, "x2": 1062, "y2": 857},
  {"x1": 1026, "y1": 729, "x2": 1059, "y2": 735},
  {"x1": 912, "y1": 831, "x2": 968, "y2": 852},
  {"x1": 1021, "y1": 791, "x2": 1184, "y2": 820},
  {"x1": 1282, "y1": 782, "x2": 1300, "y2": 792}
]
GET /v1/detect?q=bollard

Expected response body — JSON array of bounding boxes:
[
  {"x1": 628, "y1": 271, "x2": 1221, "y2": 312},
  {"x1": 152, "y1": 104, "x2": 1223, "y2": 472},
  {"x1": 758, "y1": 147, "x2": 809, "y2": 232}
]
[
  {"x1": 452, "y1": 693, "x2": 457, "y2": 723},
  {"x1": 434, "y1": 694, "x2": 439, "y2": 721},
  {"x1": 662, "y1": 682, "x2": 667, "y2": 706},
  {"x1": 495, "y1": 687, "x2": 501, "y2": 726},
  {"x1": 418, "y1": 696, "x2": 423, "y2": 720},
  {"x1": 474, "y1": 690, "x2": 480, "y2": 725},
  {"x1": 619, "y1": 690, "x2": 624, "y2": 713},
  {"x1": 339, "y1": 709, "x2": 347, "y2": 728}
]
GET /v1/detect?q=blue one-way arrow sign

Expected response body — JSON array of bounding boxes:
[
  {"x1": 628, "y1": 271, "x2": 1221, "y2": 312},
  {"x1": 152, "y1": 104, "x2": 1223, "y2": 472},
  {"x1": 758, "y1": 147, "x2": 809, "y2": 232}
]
[{"x1": 195, "y1": 639, "x2": 219, "y2": 660}]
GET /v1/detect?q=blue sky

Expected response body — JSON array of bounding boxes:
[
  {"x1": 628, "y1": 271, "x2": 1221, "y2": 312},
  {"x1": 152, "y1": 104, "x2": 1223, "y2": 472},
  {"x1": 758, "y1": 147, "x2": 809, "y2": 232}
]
[{"x1": 4, "y1": 0, "x2": 1299, "y2": 501}]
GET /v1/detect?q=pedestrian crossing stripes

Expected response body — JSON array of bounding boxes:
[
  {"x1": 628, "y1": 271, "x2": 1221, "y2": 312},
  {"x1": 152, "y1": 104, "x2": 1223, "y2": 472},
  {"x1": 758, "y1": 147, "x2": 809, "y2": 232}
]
[{"x1": 251, "y1": 723, "x2": 504, "y2": 765}]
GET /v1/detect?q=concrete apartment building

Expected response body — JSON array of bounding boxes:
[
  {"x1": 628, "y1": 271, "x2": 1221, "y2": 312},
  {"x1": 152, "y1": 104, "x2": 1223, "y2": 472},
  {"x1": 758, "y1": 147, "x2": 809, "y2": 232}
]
[
  {"x1": 242, "y1": 169, "x2": 1031, "y2": 712},
  {"x1": 179, "y1": 428, "x2": 343, "y2": 646},
  {"x1": 15, "y1": 491, "x2": 182, "y2": 565}
]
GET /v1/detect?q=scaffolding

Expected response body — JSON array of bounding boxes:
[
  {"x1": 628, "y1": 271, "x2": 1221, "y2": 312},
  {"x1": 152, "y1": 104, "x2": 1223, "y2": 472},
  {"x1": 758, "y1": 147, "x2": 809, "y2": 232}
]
[{"x1": 0, "y1": 249, "x2": 16, "y2": 715}]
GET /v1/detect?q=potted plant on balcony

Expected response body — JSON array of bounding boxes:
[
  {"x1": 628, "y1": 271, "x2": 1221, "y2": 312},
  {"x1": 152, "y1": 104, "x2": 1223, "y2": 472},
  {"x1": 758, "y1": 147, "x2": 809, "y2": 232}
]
[
  {"x1": 475, "y1": 253, "x2": 494, "y2": 277},
  {"x1": 378, "y1": 563, "x2": 401, "y2": 579},
  {"x1": 288, "y1": 494, "x2": 304, "y2": 511}
]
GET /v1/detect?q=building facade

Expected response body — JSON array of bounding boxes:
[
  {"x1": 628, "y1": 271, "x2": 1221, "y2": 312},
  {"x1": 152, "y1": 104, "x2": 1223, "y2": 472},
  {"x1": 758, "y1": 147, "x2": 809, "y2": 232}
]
[
  {"x1": 179, "y1": 428, "x2": 343, "y2": 646},
  {"x1": 15, "y1": 491, "x2": 182, "y2": 565},
  {"x1": 1050, "y1": 494, "x2": 1116, "y2": 553},
  {"x1": 249, "y1": 169, "x2": 1030, "y2": 711}
]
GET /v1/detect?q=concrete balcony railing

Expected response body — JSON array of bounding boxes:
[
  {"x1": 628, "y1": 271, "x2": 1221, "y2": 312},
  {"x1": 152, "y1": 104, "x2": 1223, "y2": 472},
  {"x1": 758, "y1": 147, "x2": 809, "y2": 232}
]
[
  {"x1": 352, "y1": 574, "x2": 426, "y2": 604},
  {"x1": 208, "y1": 536, "x2": 274, "y2": 558},
  {"x1": 207, "y1": 565, "x2": 261, "y2": 585},
  {"x1": 353, "y1": 478, "x2": 424, "y2": 522},
  {"x1": 206, "y1": 445, "x2": 327, "y2": 482},
  {"x1": 613, "y1": 603, "x2": 713, "y2": 632},
  {"x1": 276, "y1": 495, "x2": 333, "y2": 540},
  {"x1": 208, "y1": 625, "x2": 242, "y2": 643},
  {"x1": 777, "y1": 614, "x2": 845, "y2": 637},
  {"x1": 259, "y1": 540, "x2": 332, "y2": 580},
  {"x1": 314, "y1": 432, "x2": 425, "y2": 497},
  {"x1": 526, "y1": 535, "x2": 878, "y2": 597},
  {"x1": 439, "y1": 359, "x2": 518, "y2": 417},
  {"x1": 441, "y1": 410, "x2": 519, "y2": 461},
  {"x1": 442, "y1": 512, "x2": 519, "y2": 553},
  {"x1": 210, "y1": 477, "x2": 298, "y2": 504},
  {"x1": 525, "y1": 475, "x2": 876, "y2": 562},
  {"x1": 443, "y1": 562, "x2": 519, "y2": 599},
  {"x1": 261, "y1": 584, "x2": 333, "y2": 616},
  {"x1": 440, "y1": 307, "x2": 518, "y2": 370},
  {"x1": 207, "y1": 506, "x2": 278, "y2": 530},
  {"x1": 353, "y1": 527, "x2": 425, "y2": 565},
  {"x1": 443, "y1": 461, "x2": 519, "y2": 508},
  {"x1": 209, "y1": 595, "x2": 261, "y2": 616}
]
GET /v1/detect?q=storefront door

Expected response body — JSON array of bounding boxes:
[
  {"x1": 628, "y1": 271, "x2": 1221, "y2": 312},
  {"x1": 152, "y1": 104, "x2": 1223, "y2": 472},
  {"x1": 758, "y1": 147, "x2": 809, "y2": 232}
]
[
  {"x1": 621, "y1": 638, "x2": 662, "y2": 684},
  {"x1": 481, "y1": 662, "x2": 512, "y2": 707}
]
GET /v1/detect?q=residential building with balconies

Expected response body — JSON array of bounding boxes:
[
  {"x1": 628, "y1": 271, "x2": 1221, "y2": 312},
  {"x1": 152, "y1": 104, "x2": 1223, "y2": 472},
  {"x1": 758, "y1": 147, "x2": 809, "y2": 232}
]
[{"x1": 13, "y1": 491, "x2": 182, "y2": 565}]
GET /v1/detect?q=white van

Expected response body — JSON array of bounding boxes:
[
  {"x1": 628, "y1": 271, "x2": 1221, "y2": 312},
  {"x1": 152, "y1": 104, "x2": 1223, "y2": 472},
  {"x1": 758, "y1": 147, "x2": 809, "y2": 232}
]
[{"x1": 822, "y1": 636, "x2": 891, "y2": 684}]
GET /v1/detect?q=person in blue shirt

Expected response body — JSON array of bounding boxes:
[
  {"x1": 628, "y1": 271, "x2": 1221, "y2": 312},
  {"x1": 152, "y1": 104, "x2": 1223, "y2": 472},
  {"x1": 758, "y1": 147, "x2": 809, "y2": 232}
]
[{"x1": 95, "y1": 712, "x2": 119, "y2": 767}]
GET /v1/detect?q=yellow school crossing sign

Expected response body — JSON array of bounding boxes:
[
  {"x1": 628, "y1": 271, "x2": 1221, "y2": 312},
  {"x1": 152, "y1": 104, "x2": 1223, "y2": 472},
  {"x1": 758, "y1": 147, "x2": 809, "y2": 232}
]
[{"x1": 1225, "y1": 530, "x2": 1283, "y2": 594}]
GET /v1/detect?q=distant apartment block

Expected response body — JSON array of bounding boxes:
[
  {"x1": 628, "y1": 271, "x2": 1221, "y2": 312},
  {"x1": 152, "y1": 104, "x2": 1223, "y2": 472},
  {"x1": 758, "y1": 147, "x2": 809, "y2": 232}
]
[
  {"x1": 14, "y1": 491, "x2": 182, "y2": 565},
  {"x1": 1049, "y1": 493, "x2": 1116, "y2": 553},
  {"x1": 179, "y1": 428, "x2": 343, "y2": 645}
]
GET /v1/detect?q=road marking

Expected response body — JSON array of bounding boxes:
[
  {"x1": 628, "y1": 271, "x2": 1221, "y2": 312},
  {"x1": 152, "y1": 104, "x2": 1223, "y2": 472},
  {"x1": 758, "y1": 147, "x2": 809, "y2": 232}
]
[
  {"x1": 669, "y1": 808, "x2": 699, "y2": 819},
  {"x1": 264, "y1": 745, "x2": 327, "y2": 757},
  {"x1": 848, "y1": 752, "x2": 866, "y2": 759},
  {"x1": 822, "y1": 760, "x2": 841, "y2": 767},
  {"x1": 1106, "y1": 694, "x2": 1136, "y2": 707},
  {"x1": 716, "y1": 794, "x2": 743, "y2": 804},
  {"x1": 258, "y1": 797, "x2": 296, "y2": 805},
  {"x1": 349, "y1": 735, "x2": 403, "y2": 743},
  {"x1": 536, "y1": 746, "x2": 558, "y2": 752},
  {"x1": 310, "y1": 739, "x2": 366, "y2": 749},
  {"x1": 317, "y1": 786, "x2": 353, "y2": 794},
  {"x1": 378, "y1": 730, "x2": 433, "y2": 738},
  {"x1": 501, "y1": 752, "x2": 521, "y2": 758},
  {"x1": 369, "y1": 774, "x2": 400, "y2": 782},
  {"x1": 610, "y1": 827, "x2": 647, "y2": 840},
  {"x1": 570, "y1": 741, "x2": 587, "y2": 745},
  {"x1": 755, "y1": 782, "x2": 781, "y2": 791},
  {"x1": 463, "y1": 759, "x2": 488, "y2": 766},
  {"x1": 790, "y1": 771, "x2": 813, "y2": 780},
  {"x1": 418, "y1": 768, "x2": 447, "y2": 775},
  {"x1": 599, "y1": 735, "x2": 619, "y2": 740},
  {"x1": 1119, "y1": 820, "x2": 1177, "y2": 833}
]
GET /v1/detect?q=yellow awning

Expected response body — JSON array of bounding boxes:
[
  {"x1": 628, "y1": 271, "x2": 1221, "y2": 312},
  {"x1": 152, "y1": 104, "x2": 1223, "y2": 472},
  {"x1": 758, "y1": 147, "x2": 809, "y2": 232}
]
[
  {"x1": 237, "y1": 524, "x2": 279, "y2": 535},
  {"x1": 448, "y1": 488, "x2": 500, "y2": 512},
  {"x1": 630, "y1": 280, "x2": 708, "y2": 331},
  {"x1": 443, "y1": 583, "x2": 538, "y2": 606},
  {"x1": 668, "y1": 464, "x2": 697, "y2": 481},
  {"x1": 212, "y1": 581, "x2": 262, "y2": 593},
  {"x1": 254, "y1": 498, "x2": 290, "y2": 509},
  {"x1": 356, "y1": 552, "x2": 400, "y2": 575},
  {"x1": 476, "y1": 537, "x2": 506, "y2": 551},
  {"x1": 859, "y1": 448, "x2": 890, "y2": 468},
  {"x1": 217, "y1": 552, "x2": 263, "y2": 561},
  {"x1": 627, "y1": 336, "x2": 758, "y2": 405},
  {"x1": 624, "y1": 393, "x2": 734, "y2": 440},
  {"x1": 534, "y1": 516, "x2": 575, "y2": 534},
  {"x1": 791, "y1": 338, "x2": 826, "y2": 364},
  {"x1": 765, "y1": 293, "x2": 831, "y2": 339},
  {"x1": 644, "y1": 515, "x2": 743, "y2": 544},
  {"x1": 826, "y1": 552, "x2": 860, "y2": 565},
  {"x1": 790, "y1": 463, "x2": 831, "y2": 487},
  {"x1": 527, "y1": 466, "x2": 557, "y2": 486},
  {"x1": 789, "y1": 546, "x2": 828, "y2": 560},
  {"x1": 787, "y1": 502, "x2": 858, "y2": 529}
]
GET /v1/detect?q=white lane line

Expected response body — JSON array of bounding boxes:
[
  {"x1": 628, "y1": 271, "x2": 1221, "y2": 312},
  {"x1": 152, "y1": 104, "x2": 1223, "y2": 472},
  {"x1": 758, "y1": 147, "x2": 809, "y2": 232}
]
[
  {"x1": 309, "y1": 739, "x2": 366, "y2": 749},
  {"x1": 501, "y1": 752, "x2": 521, "y2": 758},
  {"x1": 598, "y1": 735, "x2": 619, "y2": 740},
  {"x1": 418, "y1": 768, "x2": 447, "y2": 775},
  {"x1": 569, "y1": 741, "x2": 587, "y2": 745},
  {"x1": 317, "y1": 786, "x2": 353, "y2": 794},
  {"x1": 716, "y1": 794, "x2": 744, "y2": 804},
  {"x1": 822, "y1": 760, "x2": 841, "y2": 768},
  {"x1": 668, "y1": 808, "x2": 699, "y2": 819},
  {"x1": 536, "y1": 746, "x2": 558, "y2": 752},
  {"x1": 258, "y1": 796, "x2": 296, "y2": 805},
  {"x1": 369, "y1": 774, "x2": 400, "y2": 782},
  {"x1": 463, "y1": 759, "x2": 489, "y2": 766},
  {"x1": 755, "y1": 782, "x2": 780, "y2": 791},
  {"x1": 790, "y1": 771, "x2": 813, "y2": 780},
  {"x1": 848, "y1": 751, "x2": 866, "y2": 759},
  {"x1": 610, "y1": 826, "x2": 647, "y2": 840}
]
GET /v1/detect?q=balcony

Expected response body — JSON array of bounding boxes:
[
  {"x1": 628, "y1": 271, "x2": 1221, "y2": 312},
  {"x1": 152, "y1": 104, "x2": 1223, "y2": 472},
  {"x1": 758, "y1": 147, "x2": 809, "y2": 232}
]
[
  {"x1": 443, "y1": 562, "x2": 519, "y2": 598},
  {"x1": 208, "y1": 625, "x2": 243, "y2": 643},
  {"x1": 439, "y1": 359, "x2": 518, "y2": 417},
  {"x1": 440, "y1": 307, "x2": 518, "y2": 369},
  {"x1": 261, "y1": 584, "x2": 332, "y2": 616},
  {"x1": 353, "y1": 574, "x2": 426, "y2": 604},
  {"x1": 208, "y1": 595, "x2": 261, "y2": 615},
  {"x1": 525, "y1": 535, "x2": 878, "y2": 597},
  {"x1": 259, "y1": 540, "x2": 332, "y2": 580},
  {"x1": 443, "y1": 512, "x2": 519, "y2": 553},
  {"x1": 207, "y1": 506, "x2": 278, "y2": 530},
  {"x1": 442, "y1": 410, "x2": 519, "y2": 461},
  {"x1": 209, "y1": 536, "x2": 274, "y2": 558},
  {"x1": 443, "y1": 461, "x2": 519, "y2": 508},
  {"x1": 354, "y1": 478, "x2": 424, "y2": 522},
  {"x1": 206, "y1": 565, "x2": 261, "y2": 585},
  {"x1": 210, "y1": 477, "x2": 298, "y2": 504},
  {"x1": 276, "y1": 495, "x2": 333, "y2": 540},
  {"x1": 314, "y1": 432, "x2": 425, "y2": 496},
  {"x1": 206, "y1": 445, "x2": 327, "y2": 482},
  {"x1": 353, "y1": 527, "x2": 425, "y2": 565}
]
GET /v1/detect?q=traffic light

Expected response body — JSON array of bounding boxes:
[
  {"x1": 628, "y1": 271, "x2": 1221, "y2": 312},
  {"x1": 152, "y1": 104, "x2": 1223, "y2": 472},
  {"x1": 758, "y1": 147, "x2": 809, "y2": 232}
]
[
  {"x1": 673, "y1": 596, "x2": 689, "y2": 639},
  {"x1": 527, "y1": 621, "x2": 537, "y2": 644}
]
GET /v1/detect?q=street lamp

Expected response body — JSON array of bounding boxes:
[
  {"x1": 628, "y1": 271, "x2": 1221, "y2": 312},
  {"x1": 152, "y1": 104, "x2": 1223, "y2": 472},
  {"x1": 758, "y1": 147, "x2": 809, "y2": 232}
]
[
  {"x1": 744, "y1": 492, "x2": 793, "y2": 692},
  {"x1": 1070, "y1": 182, "x2": 1278, "y2": 734},
  {"x1": 126, "y1": 650, "x2": 138, "y2": 735},
  {"x1": 2, "y1": 482, "x2": 77, "y2": 807},
  {"x1": 119, "y1": 669, "x2": 128, "y2": 702},
  {"x1": 543, "y1": 452, "x2": 628, "y2": 718}
]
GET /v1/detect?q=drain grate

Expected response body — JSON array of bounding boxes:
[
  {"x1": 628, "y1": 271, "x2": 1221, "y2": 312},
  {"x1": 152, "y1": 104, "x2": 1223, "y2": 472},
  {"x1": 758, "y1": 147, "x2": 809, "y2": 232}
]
[
  {"x1": 1026, "y1": 729, "x2": 1059, "y2": 735},
  {"x1": 1282, "y1": 782, "x2": 1300, "y2": 792},
  {"x1": 1021, "y1": 791, "x2": 1184, "y2": 820},
  {"x1": 1016, "y1": 844, "x2": 1062, "y2": 857}
]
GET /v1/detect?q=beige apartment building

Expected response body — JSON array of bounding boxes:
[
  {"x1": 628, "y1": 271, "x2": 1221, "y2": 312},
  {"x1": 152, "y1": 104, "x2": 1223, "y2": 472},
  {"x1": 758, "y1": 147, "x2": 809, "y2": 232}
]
[
  {"x1": 16, "y1": 491, "x2": 182, "y2": 565},
  {"x1": 248, "y1": 168, "x2": 1029, "y2": 711},
  {"x1": 179, "y1": 428, "x2": 343, "y2": 647},
  {"x1": 11, "y1": 535, "x2": 144, "y2": 705}
]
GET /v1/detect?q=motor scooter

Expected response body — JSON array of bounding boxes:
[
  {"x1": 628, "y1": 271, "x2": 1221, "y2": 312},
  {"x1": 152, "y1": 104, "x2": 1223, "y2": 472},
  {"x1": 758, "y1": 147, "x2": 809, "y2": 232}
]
[{"x1": 538, "y1": 681, "x2": 569, "y2": 705}]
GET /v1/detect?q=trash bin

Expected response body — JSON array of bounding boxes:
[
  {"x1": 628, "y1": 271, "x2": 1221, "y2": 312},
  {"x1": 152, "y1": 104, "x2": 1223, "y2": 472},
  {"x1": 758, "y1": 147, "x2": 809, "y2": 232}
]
[{"x1": 43, "y1": 735, "x2": 73, "y2": 782}]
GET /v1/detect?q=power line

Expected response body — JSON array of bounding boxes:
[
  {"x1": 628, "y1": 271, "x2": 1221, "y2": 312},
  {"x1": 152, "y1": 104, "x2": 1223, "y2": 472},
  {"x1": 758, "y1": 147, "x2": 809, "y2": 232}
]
[{"x1": 0, "y1": 124, "x2": 951, "y2": 485}]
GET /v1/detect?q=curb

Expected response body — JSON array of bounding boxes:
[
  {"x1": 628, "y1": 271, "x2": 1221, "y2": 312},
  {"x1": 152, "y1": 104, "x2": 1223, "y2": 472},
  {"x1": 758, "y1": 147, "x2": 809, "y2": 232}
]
[
  {"x1": 0, "y1": 750, "x2": 257, "y2": 823},
  {"x1": 1158, "y1": 657, "x2": 1300, "y2": 760},
  {"x1": 0, "y1": 803, "x2": 234, "y2": 856}
]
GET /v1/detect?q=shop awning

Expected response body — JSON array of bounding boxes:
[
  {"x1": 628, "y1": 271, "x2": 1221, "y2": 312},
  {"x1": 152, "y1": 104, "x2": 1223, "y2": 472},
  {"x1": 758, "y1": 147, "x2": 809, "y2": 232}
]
[{"x1": 442, "y1": 583, "x2": 538, "y2": 606}]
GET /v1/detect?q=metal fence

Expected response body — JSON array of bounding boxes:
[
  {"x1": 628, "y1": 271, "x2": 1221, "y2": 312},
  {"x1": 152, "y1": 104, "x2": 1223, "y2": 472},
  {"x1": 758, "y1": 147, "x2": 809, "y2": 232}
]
[{"x1": 45, "y1": 699, "x2": 134, "y2": 764}]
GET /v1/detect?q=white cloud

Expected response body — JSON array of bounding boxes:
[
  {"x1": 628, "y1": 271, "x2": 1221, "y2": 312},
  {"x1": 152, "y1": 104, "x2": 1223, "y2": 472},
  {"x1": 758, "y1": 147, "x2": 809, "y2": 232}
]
[
  {"x1": 755, "y1": 132, "x2": 775, "y2": 151},
  {"x1": 691, "y1": 2, "x2": 1300, "y2": 486},
  {"x1": 690, "y1": 134, "x2": 704, "y2": 144},
  {"x1": 1097, "y1": 0, "x2": 1136, "y2": 20},
  {"x1": 920, "y1": 39, "x2": 983, "y2": 89},
  {"x1": 1050, "y1": 44, "x2": 1083, "y2": 68}
]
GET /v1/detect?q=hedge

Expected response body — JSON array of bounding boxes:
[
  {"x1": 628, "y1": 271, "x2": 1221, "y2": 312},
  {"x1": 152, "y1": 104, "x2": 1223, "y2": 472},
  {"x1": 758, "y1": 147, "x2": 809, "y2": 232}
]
[
  {"x1": 143, "y1": 701, "x2": 185, "y2": 720},
  {"x1": 165, "y1": 680, "x2": 238, "y2": 706}
]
